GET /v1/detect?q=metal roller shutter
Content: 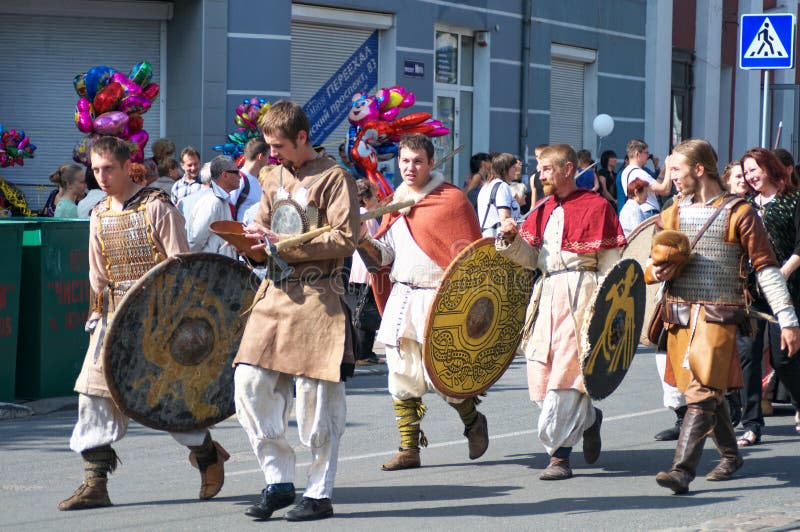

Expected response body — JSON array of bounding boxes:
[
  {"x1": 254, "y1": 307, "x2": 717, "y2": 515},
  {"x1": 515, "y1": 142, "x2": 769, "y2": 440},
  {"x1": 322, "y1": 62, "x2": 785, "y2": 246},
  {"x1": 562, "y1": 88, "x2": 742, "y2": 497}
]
[
  {"x1": 549, "y1": 59, "x2": 585, "y2": 149},
  {"x1": 291, "y1": 21, "x2": 376, "y2": 150},
  {"x1": 0, "y1": 14, "x2": 161, "y2": 207}
]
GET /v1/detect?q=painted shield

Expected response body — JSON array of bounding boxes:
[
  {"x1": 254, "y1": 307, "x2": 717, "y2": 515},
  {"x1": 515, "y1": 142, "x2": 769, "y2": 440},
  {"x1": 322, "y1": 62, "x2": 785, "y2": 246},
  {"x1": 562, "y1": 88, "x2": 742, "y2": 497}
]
[
  {"x1": 103, "y1": 253, "x2": 259, "y2": 431},
  {"x1": 271, "y1": 198, "x2": 308, "y2": 236},
  {"x1": 621, "y1": 215, "x2": 659, "y2": 345},
  {"x1": 580, "y1": 258, "x2": 646, "y2": 400},
  {"x1": 423, "y1": 238, "x2": 535, "y2": 398}
]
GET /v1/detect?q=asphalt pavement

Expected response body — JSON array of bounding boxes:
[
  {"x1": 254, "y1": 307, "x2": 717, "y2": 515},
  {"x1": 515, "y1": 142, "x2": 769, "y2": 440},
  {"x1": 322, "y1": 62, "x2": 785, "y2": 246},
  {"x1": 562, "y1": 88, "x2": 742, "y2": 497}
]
[{"x1": 2, "y1": 347, "x2": 800, "y2": 531}]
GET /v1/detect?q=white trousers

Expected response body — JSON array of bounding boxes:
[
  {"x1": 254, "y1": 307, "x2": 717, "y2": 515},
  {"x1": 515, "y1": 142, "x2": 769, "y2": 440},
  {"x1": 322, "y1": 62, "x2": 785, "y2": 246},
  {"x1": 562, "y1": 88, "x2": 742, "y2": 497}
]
[
  {"x1": 536, "y1": 389, "x2": 596, "y2": 456},
  {"x1": 69, "y1": 394, "x2": 208, "y2": 453},
  {"x1": 385, "y1": 339, "x2": 464, "y2": 404},
  {"x1": 655, "y1": 353, "x2": 686, "y2": 410},
  {"x1": 234, "y1": 364, "x2": 346, "y2": 499}
]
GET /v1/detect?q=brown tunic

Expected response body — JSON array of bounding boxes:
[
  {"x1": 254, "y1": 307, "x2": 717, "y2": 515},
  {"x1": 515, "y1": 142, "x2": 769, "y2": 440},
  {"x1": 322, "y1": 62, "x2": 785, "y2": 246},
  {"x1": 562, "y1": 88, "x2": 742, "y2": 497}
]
[
  {"x1": 75, "y1": 188, "x2": 188, "y2": 397},
  {"x1": 233, "y1": 157, "x2": 359, "y2": 382},
  {"x1": 647, "y1": 196, "x2": 778, "y2": 393}
]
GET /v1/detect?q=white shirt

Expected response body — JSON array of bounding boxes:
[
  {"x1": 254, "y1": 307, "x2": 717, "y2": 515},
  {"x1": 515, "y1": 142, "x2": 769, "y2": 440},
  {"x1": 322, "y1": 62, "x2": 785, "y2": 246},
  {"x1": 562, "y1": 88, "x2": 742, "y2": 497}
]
[
  {"x1": 619, "y1": 199, "x2": 646, "y2": 236},
  {"x1": 476, "y1": 178, "x2": 520, "y2": 237},
  {"x1": 77, "y1": 189, "x2": 107, "y2": 218},
  {"x1": 620, "y1": 165, "x2": 659, "y2": 214},
  {"x1": 229, "y1": 170, "x2": 263, "y2": 222},
  {"x1": 349, "y1": 207, "x2": 380, "y2": 285},
  {"x1": 185, "y1": 181, "x2": 236, "y2": 258}
]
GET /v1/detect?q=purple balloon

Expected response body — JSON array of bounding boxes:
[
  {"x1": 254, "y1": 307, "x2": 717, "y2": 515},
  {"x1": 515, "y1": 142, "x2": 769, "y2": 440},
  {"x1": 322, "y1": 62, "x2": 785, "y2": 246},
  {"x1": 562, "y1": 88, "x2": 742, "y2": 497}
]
[
  {"x1": 111, "y1": 71, "x2": 143, "y2": 96},
  {"x1": 118, "y1": 95, "x2": 152, "y2": 115},
  {"x1": 93, "y1": 111, "x2": 129, "y2": 135}
]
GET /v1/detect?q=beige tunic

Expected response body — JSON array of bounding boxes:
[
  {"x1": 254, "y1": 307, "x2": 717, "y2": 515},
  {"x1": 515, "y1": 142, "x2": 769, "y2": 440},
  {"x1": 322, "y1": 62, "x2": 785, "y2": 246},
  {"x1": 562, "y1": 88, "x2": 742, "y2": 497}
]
[
  {"x1": 75, "y1": 190, "x2": 188, "y2": 397},
  {"x1": 497, "y1": 206, "x2": 620, "y2": 401},
  {"x1": 234, "y1": 158, "x2": 360, "y2": 382}
]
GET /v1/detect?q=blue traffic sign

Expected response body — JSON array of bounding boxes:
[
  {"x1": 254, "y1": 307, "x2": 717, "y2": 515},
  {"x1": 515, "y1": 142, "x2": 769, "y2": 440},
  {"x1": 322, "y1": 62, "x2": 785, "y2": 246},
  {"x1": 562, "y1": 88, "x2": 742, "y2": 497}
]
[{"x1": 740, "y1": 14, "x2": 795, "y2": 69}]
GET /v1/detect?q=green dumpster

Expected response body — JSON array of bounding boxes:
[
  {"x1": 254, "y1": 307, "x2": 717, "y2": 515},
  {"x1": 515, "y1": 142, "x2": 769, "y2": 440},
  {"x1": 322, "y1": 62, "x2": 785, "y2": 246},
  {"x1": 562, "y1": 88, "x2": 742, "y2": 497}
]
[
  {"x1": 0, "y1": 221, "x2": 25, "y2": 402},
  {"x1": 16, "y1": 219, "x2": 91, "y2": 399}
]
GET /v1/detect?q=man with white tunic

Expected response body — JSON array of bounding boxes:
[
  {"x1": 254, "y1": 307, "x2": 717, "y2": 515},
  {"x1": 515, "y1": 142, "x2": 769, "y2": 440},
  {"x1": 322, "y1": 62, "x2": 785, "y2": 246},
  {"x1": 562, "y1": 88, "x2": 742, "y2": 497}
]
[
  {"x1": 58, "y1": 136, "x2": 229, "y2": 510},
  {"x1": 496, "y1": 144, "x2": 626, "y2": 480},
  {"x1": 356, "y1": 134, "x2": 489, "y2": 471},
  {"x1": 185, "y1": 155, "x2": 240, "y2": 258}
]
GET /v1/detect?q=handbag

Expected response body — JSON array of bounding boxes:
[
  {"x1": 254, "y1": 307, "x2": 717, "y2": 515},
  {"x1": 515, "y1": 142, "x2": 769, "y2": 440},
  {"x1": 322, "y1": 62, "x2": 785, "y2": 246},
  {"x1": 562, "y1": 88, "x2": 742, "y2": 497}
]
[{"x1": 645, "y1": 196, "x2": 741, "y2": 347}]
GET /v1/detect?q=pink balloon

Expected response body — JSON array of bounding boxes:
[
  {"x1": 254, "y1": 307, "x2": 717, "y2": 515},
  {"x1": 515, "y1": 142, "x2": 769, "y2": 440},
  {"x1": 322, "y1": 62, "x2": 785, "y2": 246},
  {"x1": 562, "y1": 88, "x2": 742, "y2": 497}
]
[
  {"x1": 75, "y1": 112, "x2": 94, "y2": 133},
  {"x1": 118, "y1": 95, "x2": 152, "y2": 115},
  {"x1": 128, "y1": 130, "x2": 149, "y2": 150},
  {"x1": 93, "y1": 111, "x2": 129, "y2": 135},
  {"x1": 111, "y1": 71, "x2": 142, "y2": 96},
  {"x1": 77, "y1": 97, "x2": 93, "y2": 113}
]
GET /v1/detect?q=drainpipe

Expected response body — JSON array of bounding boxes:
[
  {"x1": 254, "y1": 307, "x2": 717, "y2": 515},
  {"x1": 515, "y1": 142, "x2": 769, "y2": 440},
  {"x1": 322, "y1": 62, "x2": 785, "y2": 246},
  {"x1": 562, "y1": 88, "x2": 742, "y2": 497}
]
[{"x1": 519, "y1": 0, "x2": 532, "y2": 171}]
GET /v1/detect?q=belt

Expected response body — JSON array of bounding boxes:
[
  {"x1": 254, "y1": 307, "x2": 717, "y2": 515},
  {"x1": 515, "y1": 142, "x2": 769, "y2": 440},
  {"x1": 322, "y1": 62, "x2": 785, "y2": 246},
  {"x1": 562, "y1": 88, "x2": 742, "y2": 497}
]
[
  {"x1": 543, "y1": 267, "x2": 596, "y2": 278},
  {"x1": 279, "y1": 272, "x2": 337, "y2": 284}
]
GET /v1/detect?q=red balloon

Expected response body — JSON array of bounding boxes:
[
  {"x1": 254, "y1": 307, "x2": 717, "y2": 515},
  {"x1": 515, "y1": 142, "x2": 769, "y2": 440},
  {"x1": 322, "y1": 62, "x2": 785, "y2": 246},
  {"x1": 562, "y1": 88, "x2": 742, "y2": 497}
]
[
  {"x1": 143, "y1": 83, "x2": 160, "y2": 102},
  {"x1": 128, "y1": 114, "x2": 144, "y2": 132},
  {"x1": 93, "y1": 82, "x2": 125, "y2": 114}
]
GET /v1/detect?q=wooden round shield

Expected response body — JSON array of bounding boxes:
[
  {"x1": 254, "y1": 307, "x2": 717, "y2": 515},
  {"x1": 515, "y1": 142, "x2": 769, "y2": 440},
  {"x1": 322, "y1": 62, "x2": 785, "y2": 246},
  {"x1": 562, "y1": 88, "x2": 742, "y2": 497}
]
[
  {"x1": 103, "y1": 253, "x2": 259, "y2": 431},
  {"x1": 423, "y1": 238, "x2": 535, "y2": 398},
  {"x1": 580, "y1": 258, "x2": 646, "y2": 400},
  {"x1": 621, "y1": 215, "x2": 659, "y2": 345}
]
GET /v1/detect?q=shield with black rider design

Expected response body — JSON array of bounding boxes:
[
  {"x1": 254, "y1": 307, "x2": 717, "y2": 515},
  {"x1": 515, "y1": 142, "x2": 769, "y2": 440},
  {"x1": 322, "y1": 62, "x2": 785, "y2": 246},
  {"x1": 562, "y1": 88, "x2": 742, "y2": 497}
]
[
  {"x1": 102, "y1": 253, "x2": 259, "y2": 431},
  {"x1": 423, "y1": 237, "x2": 536, "y2": 398}
]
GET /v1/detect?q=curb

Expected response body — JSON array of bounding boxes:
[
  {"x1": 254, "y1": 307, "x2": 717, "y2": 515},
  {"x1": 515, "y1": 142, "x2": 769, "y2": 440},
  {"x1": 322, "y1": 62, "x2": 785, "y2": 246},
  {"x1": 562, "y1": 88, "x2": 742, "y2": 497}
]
[
  {"x1": 0, "y1": 402, "x2": 34, "y2": 420},
  {"x1": 0, "y1": 396, "x2": 78, "y2": 419}
]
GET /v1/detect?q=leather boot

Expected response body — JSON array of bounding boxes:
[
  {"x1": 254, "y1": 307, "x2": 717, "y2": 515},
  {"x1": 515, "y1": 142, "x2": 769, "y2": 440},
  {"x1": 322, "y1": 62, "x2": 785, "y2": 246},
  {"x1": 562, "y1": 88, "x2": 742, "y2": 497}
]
[
  {"x1": 539, "y1": 457, "x2": 573, "y2": 480},
  {"x1": 582, "y1": 408, "x2": 603, "y2": 464},
  {"x1": 381, "y1": 447, "x2": 421, "y2": 471},
  {"x1": 58, "y1": 445, "x2": 118, "y2": 511},
  {"x1": 706, "y1": 400, "x2": 744, "y2": 481},
  {"x1": 189, "y1": 437, "x2": 231, "y2": 500},
  {"x1": 464, "y1": 412, "x2": 489, "y2": 460},
  {"x1": 655, "y1": 401, "x2": 715, "y2": 494}
]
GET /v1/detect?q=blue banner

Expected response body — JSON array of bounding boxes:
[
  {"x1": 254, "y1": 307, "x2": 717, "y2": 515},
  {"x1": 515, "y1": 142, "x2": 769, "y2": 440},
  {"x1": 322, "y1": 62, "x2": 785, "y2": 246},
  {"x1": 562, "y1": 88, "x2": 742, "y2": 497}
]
[{"x1": 303, "y1": 31, "x2": 378, "y2": 145}]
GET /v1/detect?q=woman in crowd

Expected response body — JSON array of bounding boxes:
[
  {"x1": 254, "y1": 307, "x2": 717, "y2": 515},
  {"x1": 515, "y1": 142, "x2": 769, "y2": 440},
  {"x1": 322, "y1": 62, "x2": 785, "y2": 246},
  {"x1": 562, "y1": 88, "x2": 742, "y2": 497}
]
[
  {"x1": 597, "y1": 149, "x2": 618, "y2": 208},
  {"x1": 51, "y1": 163, "x2": 86, "y2": 218},
  {"x1": 739, "y1": 147, "x2": 800, "y2": 446},
  {"x1": 476, "y1": 152, "x2": 520, "y2": 237}
]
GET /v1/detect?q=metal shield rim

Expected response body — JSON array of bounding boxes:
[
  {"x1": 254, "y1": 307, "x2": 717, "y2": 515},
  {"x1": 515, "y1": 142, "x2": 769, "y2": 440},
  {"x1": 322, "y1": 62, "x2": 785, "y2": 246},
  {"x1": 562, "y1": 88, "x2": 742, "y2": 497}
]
[
  {"x1": 422, "y1": 237, "x2": 532, "y2": 398},
  {"x1": 102, "y1": 252, "x2": 256, "y2": 432},
  {"x1": 579, "y1": 258, "x2": 646, "y2": 400}
]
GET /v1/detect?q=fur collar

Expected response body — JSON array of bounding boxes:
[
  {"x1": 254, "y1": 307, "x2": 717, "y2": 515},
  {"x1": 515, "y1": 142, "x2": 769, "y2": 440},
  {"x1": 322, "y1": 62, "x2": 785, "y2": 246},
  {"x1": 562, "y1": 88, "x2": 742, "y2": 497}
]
[{"x1": 392, "y1": 171, "x2": 445, "y2": 214}]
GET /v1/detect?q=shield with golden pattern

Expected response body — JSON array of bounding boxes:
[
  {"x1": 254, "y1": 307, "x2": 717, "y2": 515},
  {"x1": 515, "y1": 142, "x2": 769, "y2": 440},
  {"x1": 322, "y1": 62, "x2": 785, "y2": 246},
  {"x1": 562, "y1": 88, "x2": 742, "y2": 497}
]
[
  {"x1": 580, "y1": 258, "x2": 646, "y2": 400},
  {"x1": 423, "y1": 238, "x2": 535, "y2": 398},
  {"x1": 102, "y1": 253, "x2": 259, "y2": 431}
]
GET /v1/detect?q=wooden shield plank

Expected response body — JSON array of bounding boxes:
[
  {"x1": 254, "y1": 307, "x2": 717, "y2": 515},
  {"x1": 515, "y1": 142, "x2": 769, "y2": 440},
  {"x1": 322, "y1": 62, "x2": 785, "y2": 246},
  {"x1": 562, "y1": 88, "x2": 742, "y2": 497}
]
[
  {"x1": 423, "y1": 238, "x2": 535, "y2": 398},
  {"x1": 580, "y1": 258, "x2": 646, "y2": 400},
  {"x1": 621, "y1": 215, "x2": 659, "y2": 345},
  {"x1": 103, "y1": 253, "x2": 259, "y2": 432}
]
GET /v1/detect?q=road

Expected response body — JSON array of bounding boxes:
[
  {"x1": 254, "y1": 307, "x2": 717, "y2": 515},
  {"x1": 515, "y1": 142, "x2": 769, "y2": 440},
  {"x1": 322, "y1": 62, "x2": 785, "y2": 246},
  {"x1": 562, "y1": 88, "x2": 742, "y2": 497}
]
[{"x1": 2, "y1": 347, "x2": 800, "y2": 531}]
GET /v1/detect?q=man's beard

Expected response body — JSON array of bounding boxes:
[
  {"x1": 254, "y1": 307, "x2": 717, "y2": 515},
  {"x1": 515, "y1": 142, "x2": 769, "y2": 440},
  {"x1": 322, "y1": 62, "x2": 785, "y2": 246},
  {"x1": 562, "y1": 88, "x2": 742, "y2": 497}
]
[{"x1": 542, "y1": 182, "x2": 556, "y2": 196}]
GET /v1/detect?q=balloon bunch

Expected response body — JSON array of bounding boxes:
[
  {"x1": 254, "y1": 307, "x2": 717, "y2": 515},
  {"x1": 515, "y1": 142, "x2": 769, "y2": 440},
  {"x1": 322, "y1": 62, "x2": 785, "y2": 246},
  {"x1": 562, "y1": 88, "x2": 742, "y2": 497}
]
[
  {"x1": 72, "y1": 62, "x2": 160, "y2": 165},
  {"x1": 346, "y1": 86, "x2": 450, "y2": 199},
  {"x1": 0, "y1": 124, "x2": 37, "y2": 168},
  {"x1": 213, "y1": 97, "x2": 271, "y2": 160}
]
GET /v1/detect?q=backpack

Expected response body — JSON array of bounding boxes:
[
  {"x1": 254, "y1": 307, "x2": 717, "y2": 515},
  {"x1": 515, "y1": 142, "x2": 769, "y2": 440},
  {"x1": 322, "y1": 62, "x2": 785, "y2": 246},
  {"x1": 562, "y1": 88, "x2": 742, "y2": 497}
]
[{"x1": 480, "y1": 181, "x2": 503, "y2": 233}]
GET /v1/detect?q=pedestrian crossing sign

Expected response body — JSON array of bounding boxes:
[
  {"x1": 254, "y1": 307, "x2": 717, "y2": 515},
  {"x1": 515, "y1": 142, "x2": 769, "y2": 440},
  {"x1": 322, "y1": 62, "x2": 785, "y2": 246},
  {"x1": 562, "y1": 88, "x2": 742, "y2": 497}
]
[{"x1": 739, "y1": 13, "x2": 795, "y2": 69}]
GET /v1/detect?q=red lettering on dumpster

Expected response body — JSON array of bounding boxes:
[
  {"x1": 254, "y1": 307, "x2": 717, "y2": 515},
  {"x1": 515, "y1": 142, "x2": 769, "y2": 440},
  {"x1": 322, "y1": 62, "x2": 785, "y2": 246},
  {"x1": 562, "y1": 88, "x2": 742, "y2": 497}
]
[
  {"x1": 0, "y1": 316, "x2": 12, "y2": 337},
  {"x1": 70, "y1": 249, "x2": 89, "y2": 272},
  {"x1": 0, "y1": 283, "x2": 15, "y2": 311},
  {"x1": 47, "y1": 279, "x2": 90, "y2": 305}
]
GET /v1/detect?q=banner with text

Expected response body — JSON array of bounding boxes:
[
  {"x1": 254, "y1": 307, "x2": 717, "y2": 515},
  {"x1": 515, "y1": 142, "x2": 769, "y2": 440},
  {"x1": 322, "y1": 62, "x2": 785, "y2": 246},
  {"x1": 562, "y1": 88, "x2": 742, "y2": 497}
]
[{"x1": 303, "y1": 31, "x2": 378, "y2": 145}]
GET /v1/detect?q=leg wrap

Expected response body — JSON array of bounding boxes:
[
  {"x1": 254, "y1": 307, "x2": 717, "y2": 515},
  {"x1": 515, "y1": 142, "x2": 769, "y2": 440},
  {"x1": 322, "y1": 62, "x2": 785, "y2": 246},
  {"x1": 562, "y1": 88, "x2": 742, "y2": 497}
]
[
  {"x1": 450, "y1": 397, "x2": 480, "y2": 427},
  {"x1": 81, "y1": 445, "x2": 119, "y2": 479},
  {"x1": 188, "y1": 433, "x2": 218, "y2": 472},
  {"x1": 393, "y1": 398, "x2": 428, "y2": 450}
]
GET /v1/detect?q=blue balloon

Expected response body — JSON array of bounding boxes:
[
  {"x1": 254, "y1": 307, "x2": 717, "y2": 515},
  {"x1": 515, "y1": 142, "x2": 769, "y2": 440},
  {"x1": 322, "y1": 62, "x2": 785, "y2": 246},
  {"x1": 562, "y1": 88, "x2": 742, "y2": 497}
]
[{"x1": 84, "y1": 65, "x2": 116, "y2": 101}]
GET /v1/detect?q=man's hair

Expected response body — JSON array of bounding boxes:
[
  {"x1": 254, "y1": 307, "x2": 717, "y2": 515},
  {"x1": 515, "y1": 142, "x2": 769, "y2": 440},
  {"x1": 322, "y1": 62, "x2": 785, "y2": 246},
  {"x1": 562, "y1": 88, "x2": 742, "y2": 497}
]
[
  {"x1": 626, "y1": 139, "x2": 648, "y2": 157},
  {"x1": 490, "y1": 153, "x2": 517, "y2": 180},
  {"x1": 198, "y1": 162, "x2": 212, "y2": 184},
  {"x1": 742, "y1": 146, "x2": 796, "y2": 194},
  {"x1": 398, "y1": 133, "x2": 434, "y2": 161},
  {"x1": 90, "y1": 136, "x2": 130, "y2": 166},
  {"x1": 180, "y1": 146, "x2": 200, "y2": 162},
  {"x1": 539, "y1": 144, "x2": 577, "y2": 175},
  {"x1": 469, "y1": 152, "x2": 491, "y2": 174},
  {"x1": 534, "y1": 143, "x2": 548, "y2": 156},
  {"x1": 210, "y1": 155, "x2": 236, "y2": 181},
  {"x1": 151, "y1": 138, "x2": 176, "y2": 160},
  {"x1": 673, "y1": 138, "x2": 724, "y2": 188},
  {"x1": 509, "y1": 181, "x2": 527, "y2": 199},
  {"x1": 244, "y1": 137, "x2": 269, "y2": 161},
  {"x1": 258, "y1": 100, "x2": 310, "y2": 145},
  {"x1": 158, "y1": 157, "x2": 179, "y2": 177}
]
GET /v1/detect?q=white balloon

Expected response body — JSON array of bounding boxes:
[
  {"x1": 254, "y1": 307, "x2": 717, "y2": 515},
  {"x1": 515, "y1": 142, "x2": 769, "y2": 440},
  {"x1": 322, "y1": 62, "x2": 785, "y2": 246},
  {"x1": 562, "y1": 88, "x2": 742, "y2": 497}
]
[{"x1": 593, "y1": 114, "x2": 614, "y2": 138}]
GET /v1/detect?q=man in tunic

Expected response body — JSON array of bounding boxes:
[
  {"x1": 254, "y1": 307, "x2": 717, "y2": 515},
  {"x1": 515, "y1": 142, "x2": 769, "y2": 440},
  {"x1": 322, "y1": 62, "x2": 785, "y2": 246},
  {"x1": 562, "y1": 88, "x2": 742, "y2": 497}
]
[
  {"x1": 58, "y1": 136, "x2": 229, "y2": 511},
  {"x1": 646, "y1": 138, "x2": 800, "y2": 494},
  {"x1": 356, "y1": 133, "x2": 489, "y2": 471},
  {"x1": 233, "y1": 101, "x2": 360, "y2": 522},
  {"x1": 496, "y1": 144, "x2": 626, "y2": 480}
]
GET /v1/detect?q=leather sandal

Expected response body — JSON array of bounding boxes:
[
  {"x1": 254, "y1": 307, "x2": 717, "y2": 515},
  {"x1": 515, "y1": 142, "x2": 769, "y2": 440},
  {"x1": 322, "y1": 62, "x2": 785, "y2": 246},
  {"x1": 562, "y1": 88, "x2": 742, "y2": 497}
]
[{"x1": 736, "y1": 430, "x2": 760, "y2": 448}]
